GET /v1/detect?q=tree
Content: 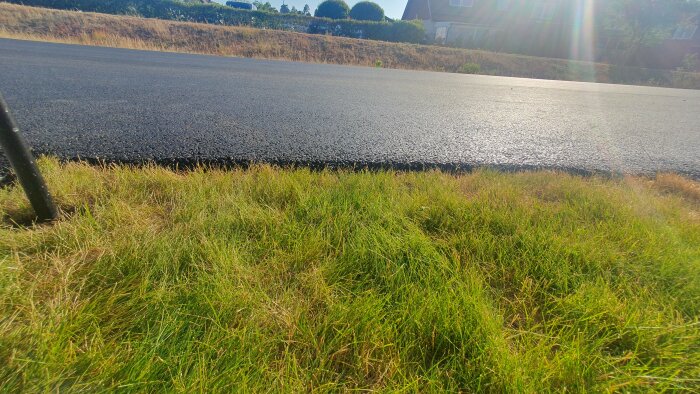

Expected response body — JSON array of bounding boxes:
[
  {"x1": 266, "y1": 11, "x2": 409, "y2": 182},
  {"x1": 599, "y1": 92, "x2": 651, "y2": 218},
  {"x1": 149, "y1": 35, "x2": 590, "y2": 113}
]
[
  {"x1": 303, "y1": 4, "x2": 311, "y2": 16},
  {"x1": 314, "y1": 0, "x2": 350, "y2": 19},
  {"x1": 253, "y1": 1, "x2": 278, "y2": 13},
  {"x1": 603, "y1": 0, "x2": 687, "y2": 64},
  {"x1": 349, "y1": 1, "x2": 384, "y2": 21},
  {"x1": 280, "y1": 3, "x2": 290, "y2": 13}
]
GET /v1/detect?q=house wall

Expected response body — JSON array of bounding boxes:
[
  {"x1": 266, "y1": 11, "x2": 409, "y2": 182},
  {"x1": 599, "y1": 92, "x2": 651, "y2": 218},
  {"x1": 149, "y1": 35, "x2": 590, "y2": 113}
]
[
  {"x1": 428, "y1": 20, "x2": 576, "y2": 59},
  {"x1": 406, "y1": 0, "x2": 582, "y2": 58}
]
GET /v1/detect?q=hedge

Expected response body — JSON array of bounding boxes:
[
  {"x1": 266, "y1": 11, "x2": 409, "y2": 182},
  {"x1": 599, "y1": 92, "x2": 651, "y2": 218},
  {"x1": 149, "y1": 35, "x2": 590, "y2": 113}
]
[{"x1": 3, "y1": 0, "x2": 425, "y2": 43}]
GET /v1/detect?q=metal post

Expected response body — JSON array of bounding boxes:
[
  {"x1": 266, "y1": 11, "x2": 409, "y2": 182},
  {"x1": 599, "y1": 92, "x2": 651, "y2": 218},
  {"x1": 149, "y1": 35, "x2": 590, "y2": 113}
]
[{"x1": 0, "y1": 93, "x2": 58, "y2": 222}]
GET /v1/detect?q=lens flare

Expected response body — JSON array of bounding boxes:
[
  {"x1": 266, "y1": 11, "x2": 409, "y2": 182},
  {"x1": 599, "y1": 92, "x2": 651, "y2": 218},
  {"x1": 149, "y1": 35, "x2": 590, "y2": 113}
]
[{"x1": 570, "y1": 0, "x2": 597, "y2": 80}]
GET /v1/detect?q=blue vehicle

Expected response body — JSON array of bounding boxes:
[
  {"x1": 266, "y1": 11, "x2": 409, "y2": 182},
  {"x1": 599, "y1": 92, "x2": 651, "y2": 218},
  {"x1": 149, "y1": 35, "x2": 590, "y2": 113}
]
[{"x1": 226, "y1": 0, "x2": 256, "y2": 10}]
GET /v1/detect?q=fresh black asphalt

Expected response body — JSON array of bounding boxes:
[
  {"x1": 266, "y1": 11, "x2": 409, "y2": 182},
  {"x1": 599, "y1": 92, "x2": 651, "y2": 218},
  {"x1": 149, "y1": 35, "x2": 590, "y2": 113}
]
[{"x1": 1, "y1": 38, "x2": 699, "y2": 178}]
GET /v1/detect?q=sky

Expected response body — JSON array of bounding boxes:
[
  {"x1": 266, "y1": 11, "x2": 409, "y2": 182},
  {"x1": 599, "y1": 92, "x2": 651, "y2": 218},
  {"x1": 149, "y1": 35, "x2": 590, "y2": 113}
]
[{"x1": 212, "y1": 0, "x2": 406, "y2": 19}]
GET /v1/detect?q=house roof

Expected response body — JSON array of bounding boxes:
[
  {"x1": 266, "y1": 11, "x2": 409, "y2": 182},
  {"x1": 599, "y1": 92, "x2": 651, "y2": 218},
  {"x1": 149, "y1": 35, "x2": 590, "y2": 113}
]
[{"x1": 402, "y1": 0, "x2": 431, "y2": 20}]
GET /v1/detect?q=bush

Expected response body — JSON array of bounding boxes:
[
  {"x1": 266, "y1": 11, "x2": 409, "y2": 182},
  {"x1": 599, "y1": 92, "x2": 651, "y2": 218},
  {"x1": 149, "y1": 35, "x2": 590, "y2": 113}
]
[
  {"x1": 314, "y1": 0, "x2": 350, "y2": 20},
  {"x1": 459, "y1": 63, "x2": 481, "y2": 74},
  {"x1": 386, "y1": 19, "x2": 425, "y2": 43},
  {"x1": 349, "y1": 1, "x2": 384, "y2": 21},
  {"x1": 307, "y1": 18, "x2": 424, "y2": 43},
  {"x1": 680, "y1": 53, "x2": 699, "y2": 72}
]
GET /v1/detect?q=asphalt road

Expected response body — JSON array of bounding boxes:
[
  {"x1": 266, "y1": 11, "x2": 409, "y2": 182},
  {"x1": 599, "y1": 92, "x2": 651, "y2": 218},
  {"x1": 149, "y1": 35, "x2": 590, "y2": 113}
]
[{"x1": 1, "y1": 38, "x2": 699, "y2": 177}]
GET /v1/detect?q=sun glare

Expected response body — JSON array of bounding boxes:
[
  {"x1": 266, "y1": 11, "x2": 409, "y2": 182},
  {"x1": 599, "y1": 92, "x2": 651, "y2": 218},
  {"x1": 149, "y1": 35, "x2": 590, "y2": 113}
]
[{"x1": 570, "y1": 0, "x2": 597, "y2": 76}]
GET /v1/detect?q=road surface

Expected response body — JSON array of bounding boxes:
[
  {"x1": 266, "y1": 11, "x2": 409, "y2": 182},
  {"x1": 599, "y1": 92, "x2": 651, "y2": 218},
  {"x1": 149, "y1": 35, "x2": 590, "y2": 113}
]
[{"x1": 1, "y1": 39, "x2": 699, "y2": 177}]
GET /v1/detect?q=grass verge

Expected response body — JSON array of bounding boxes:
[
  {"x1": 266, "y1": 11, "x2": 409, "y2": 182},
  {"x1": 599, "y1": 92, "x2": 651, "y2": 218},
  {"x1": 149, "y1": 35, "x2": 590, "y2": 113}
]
[
  {"x1": 1, "y1": 158, "x2": 699, "y2": 391},
  {"x1": 1, "y1": 3, "x2": 699, "y2": 89}
]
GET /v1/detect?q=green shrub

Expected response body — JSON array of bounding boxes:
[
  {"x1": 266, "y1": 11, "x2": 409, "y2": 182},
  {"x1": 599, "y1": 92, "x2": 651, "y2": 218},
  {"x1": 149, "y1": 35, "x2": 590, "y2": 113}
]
[
  {"x1": 680, "y1": 53, "x2": 699, "y2": 72},
  {"x1": 386, "y1": 19, "x2": 425, "y2": 43},
  {"x1": 459, "y1": 62, "x2": 481, "y2": 74},
  {"x1": 314, "y1": 0, "x2": 350, "y2": 20},
  {"x1": 253, "y1": 1, "x2": 278, "y2": 13},
  {"x1": 349, "y1": 1, "x2": 384, "y2": 22}
]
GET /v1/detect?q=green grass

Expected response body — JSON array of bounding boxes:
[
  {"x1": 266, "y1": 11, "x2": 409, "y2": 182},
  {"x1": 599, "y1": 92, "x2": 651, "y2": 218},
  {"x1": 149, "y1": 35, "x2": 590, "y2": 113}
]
[{"x1": 1, "y1": 158, "x2": 699, "y2": 392}]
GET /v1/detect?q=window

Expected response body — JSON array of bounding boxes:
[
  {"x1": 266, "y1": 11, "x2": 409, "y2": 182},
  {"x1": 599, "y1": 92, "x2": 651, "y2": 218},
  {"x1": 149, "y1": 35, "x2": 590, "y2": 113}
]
[
  {"x1": 673, "y1": 25, "x2": 698, "y2": 40},
  {"x1": 454, "y1": 26, "x2": 488, "y2": 43},
  {"x1": 532, "y1": 3, "x2": 555, "y2": 21},
  {"x1": 496, "y1": 0, "x2": 509, "y2": 11},
  {"x1": 449, "y1": 0, "x2": 475, "y2": 8},
  {"x1": 435, "y1": 26, "x2": 448, "y2": 44}
]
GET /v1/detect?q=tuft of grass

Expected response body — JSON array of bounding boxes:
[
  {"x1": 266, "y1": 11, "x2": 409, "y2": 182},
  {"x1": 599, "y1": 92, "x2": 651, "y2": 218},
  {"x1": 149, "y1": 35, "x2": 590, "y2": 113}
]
[
  {"x1": 1, "y1": 158, "x2": 699, "y2": 392},
  {"x1": 459, "y1": 62, "x2": 481, "y2": 74},
  {"x1": 1, "y1": 3, "x2": 699, "y2": 89},
  {"x1": 653, "y1": 173, "x2": 700, "y2": 204}
]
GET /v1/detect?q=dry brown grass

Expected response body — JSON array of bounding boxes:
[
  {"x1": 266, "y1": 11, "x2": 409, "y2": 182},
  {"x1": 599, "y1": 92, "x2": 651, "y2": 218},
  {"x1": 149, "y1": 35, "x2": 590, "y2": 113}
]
[
  {"x1": 653, "y1": 173, "x2": 700, "y2": 203},
  {"x1": 1, "y1": 3, "x2": 699, "y2": 88}
]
